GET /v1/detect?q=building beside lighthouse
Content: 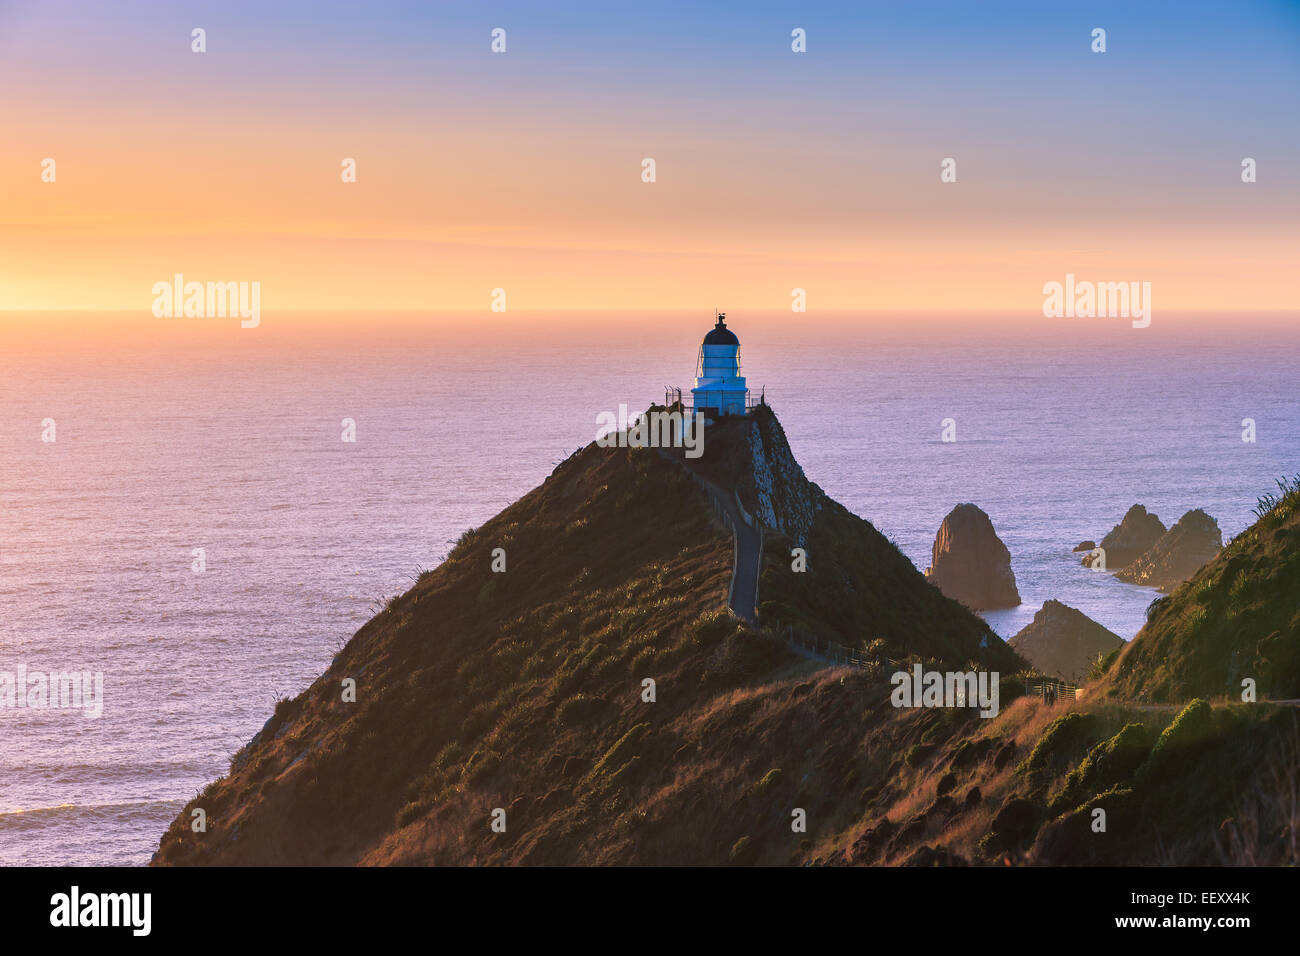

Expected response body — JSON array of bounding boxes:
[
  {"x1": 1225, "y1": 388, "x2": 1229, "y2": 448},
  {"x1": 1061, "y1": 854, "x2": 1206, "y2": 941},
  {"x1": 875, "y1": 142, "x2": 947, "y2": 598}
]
[{"x1": 687, "y1": 312, "x2": 751, "y2": 416}]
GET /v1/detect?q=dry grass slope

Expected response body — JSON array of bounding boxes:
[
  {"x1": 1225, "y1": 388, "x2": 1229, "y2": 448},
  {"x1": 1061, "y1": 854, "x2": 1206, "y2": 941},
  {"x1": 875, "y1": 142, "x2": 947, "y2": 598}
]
[{"x1": 152, "y1": 433, "x2": 1300, "y2": 866}]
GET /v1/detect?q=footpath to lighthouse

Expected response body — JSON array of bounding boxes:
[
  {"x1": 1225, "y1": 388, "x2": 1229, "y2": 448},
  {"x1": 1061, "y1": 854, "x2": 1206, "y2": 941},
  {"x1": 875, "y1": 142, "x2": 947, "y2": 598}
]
[{"x1": 670, "y1": 461, "x2": 762, "y2": 625}]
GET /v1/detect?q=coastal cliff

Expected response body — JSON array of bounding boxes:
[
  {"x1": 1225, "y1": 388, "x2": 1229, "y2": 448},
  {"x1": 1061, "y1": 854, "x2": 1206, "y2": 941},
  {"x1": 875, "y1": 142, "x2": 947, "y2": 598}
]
[
  {"x1": 154, "y1": 406, "x2": 1016, "y2": 866},
  {"x1": 152, "y1": 414, "x2": 1300, "y2": 867}
]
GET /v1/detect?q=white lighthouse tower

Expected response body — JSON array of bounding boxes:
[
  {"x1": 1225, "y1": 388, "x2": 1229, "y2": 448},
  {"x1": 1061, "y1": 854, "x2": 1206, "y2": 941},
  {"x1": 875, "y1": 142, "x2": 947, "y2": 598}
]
[{"x1": 689, "y1": 312, "x2": 750, "y2": 416}]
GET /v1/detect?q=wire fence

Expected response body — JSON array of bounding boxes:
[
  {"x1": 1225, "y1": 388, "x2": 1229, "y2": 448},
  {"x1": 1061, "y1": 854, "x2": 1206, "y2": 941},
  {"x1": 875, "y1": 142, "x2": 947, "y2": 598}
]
[
  {"x1": 785, "y1": 626, "x2": 878, "y2": 669},
  {"x1": 1025, "y1": 676, "x2": 1077, "y2": 703},
  {"x1": 663, "y1": 386, "x2": 762, "y2": 415}
]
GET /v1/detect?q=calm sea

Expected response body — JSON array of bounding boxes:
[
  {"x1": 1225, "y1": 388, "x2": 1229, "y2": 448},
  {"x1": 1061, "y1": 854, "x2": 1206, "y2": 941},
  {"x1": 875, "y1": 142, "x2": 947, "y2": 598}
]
[{"x1": 1, "y1": 311, "x2": 1296, "y2": 865}]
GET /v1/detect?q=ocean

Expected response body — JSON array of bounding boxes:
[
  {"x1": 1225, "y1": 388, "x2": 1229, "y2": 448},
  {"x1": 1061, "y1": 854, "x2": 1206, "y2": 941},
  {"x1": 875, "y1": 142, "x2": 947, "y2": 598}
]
[{"x1": 1, "y1": 310, "x2": 1296, "y2": 865}]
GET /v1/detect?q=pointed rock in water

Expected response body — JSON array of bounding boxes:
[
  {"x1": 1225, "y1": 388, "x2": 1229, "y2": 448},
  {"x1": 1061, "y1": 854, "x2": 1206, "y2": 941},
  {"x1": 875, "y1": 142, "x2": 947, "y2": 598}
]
[
  {"x1": 1086, "y1": 504, "x2": 1165, "y2": 568},
  {"x1": 1116, "y1": 509, "x2": 1222, "y2": 591},
  {"x1": 924, "y1": 503, "x2": 1020, "y2": 610},
  {"x1": 1008, "y1": 600, "x2": 1124, "y2": 682}
]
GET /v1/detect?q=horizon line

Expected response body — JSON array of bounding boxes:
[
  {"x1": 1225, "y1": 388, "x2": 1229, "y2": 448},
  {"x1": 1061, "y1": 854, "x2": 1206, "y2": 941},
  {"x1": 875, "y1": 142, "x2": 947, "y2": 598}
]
[{"x1": 5, "y1": 308, "x2": 1298, "y2": 315}]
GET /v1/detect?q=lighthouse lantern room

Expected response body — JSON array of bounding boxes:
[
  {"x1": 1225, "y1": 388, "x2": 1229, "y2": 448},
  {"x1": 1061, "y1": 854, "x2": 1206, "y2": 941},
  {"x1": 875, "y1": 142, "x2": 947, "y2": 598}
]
[{"x1": 688, "y1": 312, "x2": 750, "y2": 416}]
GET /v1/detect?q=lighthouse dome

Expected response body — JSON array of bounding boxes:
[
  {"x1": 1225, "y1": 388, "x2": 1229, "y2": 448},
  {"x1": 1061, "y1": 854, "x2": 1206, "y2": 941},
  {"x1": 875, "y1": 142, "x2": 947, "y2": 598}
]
[{"x1": 703, "y1": 313, "x2": 739, "y2": 345}]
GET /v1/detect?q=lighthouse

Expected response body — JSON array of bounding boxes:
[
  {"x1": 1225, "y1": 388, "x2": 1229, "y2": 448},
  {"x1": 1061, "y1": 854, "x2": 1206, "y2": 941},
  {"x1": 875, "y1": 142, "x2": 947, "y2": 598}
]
[{"x1": 689, "y1": 312, "x2": 750, "y2": 416}]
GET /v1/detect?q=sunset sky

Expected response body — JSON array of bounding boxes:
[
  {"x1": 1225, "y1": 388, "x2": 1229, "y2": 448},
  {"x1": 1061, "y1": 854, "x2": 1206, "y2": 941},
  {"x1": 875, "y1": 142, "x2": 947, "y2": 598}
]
[{"x1": 1, "y1": 0, "x2": 1297, "y2": 315}]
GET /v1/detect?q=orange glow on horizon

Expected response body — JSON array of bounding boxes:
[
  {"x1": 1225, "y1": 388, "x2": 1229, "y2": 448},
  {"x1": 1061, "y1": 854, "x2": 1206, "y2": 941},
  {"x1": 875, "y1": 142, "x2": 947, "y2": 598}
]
[{"x1": 1, "y1": 9, "x2": 1296, "y2": 317}]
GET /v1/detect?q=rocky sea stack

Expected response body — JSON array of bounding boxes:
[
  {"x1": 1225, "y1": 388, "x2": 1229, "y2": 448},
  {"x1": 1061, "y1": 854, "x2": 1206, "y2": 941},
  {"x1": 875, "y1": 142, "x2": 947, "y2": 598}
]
[
  {"x1": 1085, "y1": 504, "x2": 1165, "y2": 568},
  {"x1": 1008, "y1": 600, "x2": 1125, "y2": 683},
  {"x1": 924, "y1": 504, "x2": 1020, "y2": 610},
  {"x1": 1116, "y1": 509, "x2": 1223, "y2": 591}
]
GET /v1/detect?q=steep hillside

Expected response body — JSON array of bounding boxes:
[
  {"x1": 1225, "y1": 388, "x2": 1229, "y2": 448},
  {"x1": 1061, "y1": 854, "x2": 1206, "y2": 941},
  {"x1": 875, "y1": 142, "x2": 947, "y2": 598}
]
[
  {"x1": 824, "y1": 477, "x2": 1298, "y2": 868},
  {"x1": 805, "y1": 483, "x2": 1300, "y2": 866},
  {"x1": 152, "y1": 418, "x2": 1300, "y2": 867},
  {"x1": 806, "y1": 692, "x2": 1300, "y2": 866},
  {"x1": 1101, "y1": 483, "x2": 1300, "y2": 703},
  {"x1": 681, "y1": 407, "x2": 1022, "y2": 673},
  {"x1": 154, "y1": 407, "x2": 1016, "y2": 866}
]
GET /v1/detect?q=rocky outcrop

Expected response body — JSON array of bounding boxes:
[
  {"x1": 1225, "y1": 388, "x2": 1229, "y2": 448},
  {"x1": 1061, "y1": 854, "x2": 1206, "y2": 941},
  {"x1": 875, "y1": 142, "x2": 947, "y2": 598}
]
[
  {"x1": 1072, "y1": 540, "x2": 1095, "y2": 553},
  {"x1": 744, "y1": 406, "x2": 821, "y2": 547},
  {"x1": 925, "y1": 504, "x2": 1020, "y2": 610},
  {"x1": 1008, "y1": 600, "x2": 1125, "y2": 682},
  {"x1": 1084, "y1": 505, "x2": 1165, "y2": 568},
  {"x1": 1115, "y1": 509, "x2": 1222, "y2": 591}
]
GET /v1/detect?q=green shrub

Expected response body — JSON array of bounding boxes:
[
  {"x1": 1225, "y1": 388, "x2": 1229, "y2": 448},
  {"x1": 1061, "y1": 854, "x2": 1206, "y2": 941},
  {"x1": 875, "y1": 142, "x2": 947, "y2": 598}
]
[
  {"x1": 729, "y1": 835, "x2": 758, "y2": 865},
  {"x1": 1229, "y1": 570, "x2": 1252, "y2": 604},
  {"x1": 396, "y1": 799, "x2": 429, "y2": 828},
  {"x1": 460, "y1": 749, "x2": 500, "y2": 786},
  {"x1": 1252, "y1": 473, "x2": 1300, "y2": 520},
  {"x1": 1142, "y1": 699, "x2": 1213, "y2": 777},
  {"x1": 593, "y1": 723, "x2": 649, "y2": 775},
  {"x1": 691, "y1": 608, "x2": 738, "y2": 644},
  {"x1": 1146, "y1": 596, "x2": 1170, "y2": 624},
  {"x1": 949, "y1": 738, "x2": 974, "y2": 767},
  {"x1": 1086, "y1": 648, "x2": 1121, "y2": 682},
  {"x1": 752, "y1": 768, "x2": 783, "y2": 796},
  {"x1": 1017, "y1": 712, "x2": 1093, "y2": 776},
  {"x1": 450, "y1": 526, "x2": 478, "y2": 557},
  {"x1": 905, "y1": 743, "x2": 936, "y2": 768},
  {"x1": 1054, "y1": 722, "x2": 1151, "y2": 812}
]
